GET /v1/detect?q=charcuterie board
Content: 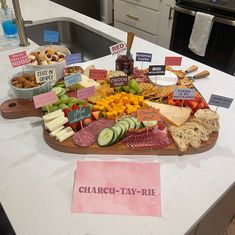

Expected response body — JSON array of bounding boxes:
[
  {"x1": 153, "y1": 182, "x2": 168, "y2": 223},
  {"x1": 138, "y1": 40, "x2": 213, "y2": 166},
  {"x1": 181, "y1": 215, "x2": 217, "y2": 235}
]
[{"x1": 0, "y1": 98, "x2": 218, "y2": 156}]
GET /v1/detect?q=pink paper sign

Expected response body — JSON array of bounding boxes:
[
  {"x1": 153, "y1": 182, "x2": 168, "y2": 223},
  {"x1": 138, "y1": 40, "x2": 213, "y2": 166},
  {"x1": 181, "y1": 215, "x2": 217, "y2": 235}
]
[
  {"x1": 165, "y1": 56, "x2": 182, "y2": 66},
  {"x1": 89, "y1": 69, "x2": 107, "y2": 80},
  {"x1": 9, "y1": 51, "x2": 29, "y2": 68},
  {"x1": 33, "y1": 91, "x2": 57, "y2": 109},
  {"x1": 77, "y1": 86, "x2": 95, "y2": 100},
  {"x1": 72, "y1": 161, "x2": 161, "y2": 217}
]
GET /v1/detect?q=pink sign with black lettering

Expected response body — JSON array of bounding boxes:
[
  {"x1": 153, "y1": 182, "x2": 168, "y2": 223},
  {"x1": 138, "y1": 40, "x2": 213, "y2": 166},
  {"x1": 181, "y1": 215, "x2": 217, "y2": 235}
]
[
  {"x1": 72, "y1": 161, "x2": 162, "y2": 216},
  {"x1": 9, "y1": 51, "x2": 29, "y2": 68}
]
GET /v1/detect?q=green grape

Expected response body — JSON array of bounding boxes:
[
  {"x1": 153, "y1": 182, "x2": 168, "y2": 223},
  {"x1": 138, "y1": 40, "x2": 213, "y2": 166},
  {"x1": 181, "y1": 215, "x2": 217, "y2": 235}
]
[
  {"x1": 54, "y1": 97, "x2": 61, "y2": 106},
  {"x1": 53, "y1": 105, "x2": 60, "y2": 111},
  {"x1": 123, "y1": 86, "x2": 130, "y2": 93},
  {"x1": 59, "y1": 104, "x2": 69, "y2": 110},
  {"x1": 59, "y1": 94, "x2": 69, "y2": 104},
  {"x1": 129, "y1": 89, "x2": 136, "y2": 94},
  {"x1": 78, "y1": 100, "x2": 87, "y2": 105},
  {"x1": 67, "y1": 102, "x2": 77, "y2": 108},
  {"x1": 68, "y1": 97, "x2": 79, "y2": 104},
  {"x1": 130, "y1": 79, "x2": 142, "y2": 94},
  {"x1": 45, "y1": 104, "x2": 54, "y2": 112}
]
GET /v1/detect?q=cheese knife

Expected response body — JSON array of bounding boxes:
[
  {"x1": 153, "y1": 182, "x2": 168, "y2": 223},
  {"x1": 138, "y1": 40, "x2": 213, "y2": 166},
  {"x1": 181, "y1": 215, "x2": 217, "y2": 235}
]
[
  {"x1": 126, "y1": 32, "x2": 135, "y2": 57},
  {"x1": 187, "y1": 70, "x2": 210, "y2": 81}
]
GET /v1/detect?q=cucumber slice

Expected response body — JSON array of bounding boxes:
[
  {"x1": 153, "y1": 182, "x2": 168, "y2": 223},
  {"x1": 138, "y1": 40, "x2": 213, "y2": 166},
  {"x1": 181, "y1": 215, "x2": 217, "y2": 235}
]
[
  {"x1": 122, "y1": 117, "x2": 136, "y2": 129},
  {"x1": 52, "y1": 87, "x2": 63, "y2": 96},
  {"x1": 117, "y1": 120, "x2": 130, "y2": 131},
  {"x1": 111, "y1": 126, "x2": 123, "y2": 141},
  {"x1": 97, "y1": 128, "x2": 115, "y2": 146},
  {"x1": 114, "y1": 123, "x2": 127, "y2": 136},
  {"x1": 143, "y1": 120, "x2": 158, "y2": 127},
  {"x1": 110, "y1": 128, "x2": 119, "y2": 144},
  {"x1": 130, "y1": 116, "x2": 141, "y2": 129}
]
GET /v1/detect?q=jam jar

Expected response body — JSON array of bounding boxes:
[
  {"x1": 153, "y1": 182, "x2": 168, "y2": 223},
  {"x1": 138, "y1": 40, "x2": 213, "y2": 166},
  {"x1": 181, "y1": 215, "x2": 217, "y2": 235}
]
[{"x1": 115, "y1": 53, "x2": 134, "y2": 76}]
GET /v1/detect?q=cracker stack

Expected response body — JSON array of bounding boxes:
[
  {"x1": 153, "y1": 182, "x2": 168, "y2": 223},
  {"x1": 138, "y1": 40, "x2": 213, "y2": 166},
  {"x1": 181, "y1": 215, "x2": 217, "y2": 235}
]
[{"x1": 169, "y1": 109, "x2": 220, "y2": 152}]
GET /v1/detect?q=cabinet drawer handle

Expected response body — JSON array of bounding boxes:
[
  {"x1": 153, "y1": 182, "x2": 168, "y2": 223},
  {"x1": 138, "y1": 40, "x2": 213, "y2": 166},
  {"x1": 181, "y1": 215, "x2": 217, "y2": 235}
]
[
  {"x1": 126, "y1": 14, "x2": 139, "y2": 21},
  {"x1": 168, "y1": 7, "x2": 174, "y2": 20}
]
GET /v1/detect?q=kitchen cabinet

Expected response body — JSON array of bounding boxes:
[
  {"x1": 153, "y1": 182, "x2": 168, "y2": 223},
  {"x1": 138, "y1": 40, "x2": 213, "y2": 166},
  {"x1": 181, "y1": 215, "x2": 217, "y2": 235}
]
[{"x1": 114, "y1": 0, "x2": 175, "y2": 49}]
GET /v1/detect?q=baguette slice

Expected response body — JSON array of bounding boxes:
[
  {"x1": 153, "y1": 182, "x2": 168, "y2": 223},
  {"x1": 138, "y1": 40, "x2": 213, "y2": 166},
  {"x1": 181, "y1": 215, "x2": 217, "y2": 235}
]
[{"x1": 194, "y1": 109, "x2": 219, "y2": 121}]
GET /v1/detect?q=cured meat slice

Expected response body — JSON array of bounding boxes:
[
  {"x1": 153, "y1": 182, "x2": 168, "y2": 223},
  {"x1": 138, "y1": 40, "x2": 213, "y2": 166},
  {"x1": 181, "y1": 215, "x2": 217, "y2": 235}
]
[
  {"x1": 123, "y1": 126, "x2": 173, "y2": 149},
  {"x1": 73, "y1": 119, "x2": 114, "y2": 147}
]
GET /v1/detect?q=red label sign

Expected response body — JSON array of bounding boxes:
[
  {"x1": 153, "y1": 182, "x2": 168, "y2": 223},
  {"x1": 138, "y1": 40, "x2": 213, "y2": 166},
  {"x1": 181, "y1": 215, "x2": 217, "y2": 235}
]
[
  {"x1": 33, "y1": 91, "x2": 58, "y2": 109},
  {"x1": 9, "y1": 51, "x2": 29, "y2": 68},
  {"x1": 89, "y1": 69, "x2": 107, "y2": 80},
  {"x1": 77, "y1": 86, "x2": 96, "y2": 100},
  {"x1": 165, "y1": 56, "x2": 182, "y2": 66},
  {"x1": 137, "y1": 108, "x2": 161, "y2": 122}
]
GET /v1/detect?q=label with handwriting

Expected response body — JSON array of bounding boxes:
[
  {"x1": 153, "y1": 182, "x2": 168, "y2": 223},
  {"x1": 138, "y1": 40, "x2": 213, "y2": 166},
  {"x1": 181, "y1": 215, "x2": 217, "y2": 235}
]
[
  {"x1": 77, "y1": 86, "x2": 96, "y2": 100},
  {"x1": 137, "y1": 109, "x2": 161, "y2": 122},
  {"x1": 136, "y1": 53, "x2": 152, "y2": 62},
  {"x1": 110, "y1": 76, "x2": 128, "y2": 87},
  {"x1": 109, "y1": 42, "x2": 127, "y2": 55},
  {"x1": 65, "y1": 53, "x2": 82, "y2": 65},
  {"x1": 44, "y1": 30, "x2": 59, "y2": 43},
  {"x1": 68, "y1": 106, "x2": 91, "y2": 124},
  {"x1": 33, "y1": 91, "x2": 58, "y2": 109},
  {"x1": 208, "y1": 94, "x2": 233, "y2": 108},
  {"x1": 173, "y1": 88, "x2": 196, "y2": 100},
  {"x1": 89, "y1": 69, "x2": 107, "y2": 80},
  {"x1": 64, "y1": 73, "x2": 82, "y2": 88},
  {"x1": 35, "y1": 68, "x2": 56, "y2": 83},
  {"x1": 165, "y1": 56, "x2": 182, "y2": 66},
  {"x1": 9, "y1": 51, "x2": 29, "y2": 68},
  {"x1": 148, "y1": 65, "x2": 165, "y2": 76}
]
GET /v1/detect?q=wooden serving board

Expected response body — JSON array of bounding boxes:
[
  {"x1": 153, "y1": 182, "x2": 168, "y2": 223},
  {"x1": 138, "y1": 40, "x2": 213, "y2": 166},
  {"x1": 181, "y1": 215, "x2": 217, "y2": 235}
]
[{"x1": 0, "y1": 99, "x2": 218, "y2": 156}]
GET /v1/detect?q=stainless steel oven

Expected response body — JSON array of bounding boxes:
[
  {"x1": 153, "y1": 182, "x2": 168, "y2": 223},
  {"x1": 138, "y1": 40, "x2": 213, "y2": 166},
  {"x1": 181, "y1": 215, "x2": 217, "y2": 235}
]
[{"x1": 170, "y1": 0, "x2": 235, "y2": 75}]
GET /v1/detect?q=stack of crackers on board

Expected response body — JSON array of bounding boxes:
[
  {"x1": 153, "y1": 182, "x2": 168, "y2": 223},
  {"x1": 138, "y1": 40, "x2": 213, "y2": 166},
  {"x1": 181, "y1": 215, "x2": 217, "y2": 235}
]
[
  {"x1": 169, "y1": 109, "x2": 220, "y2": 152},
  {"x1": 139, "y1": 83, "x2": 173, "y2": 100}
]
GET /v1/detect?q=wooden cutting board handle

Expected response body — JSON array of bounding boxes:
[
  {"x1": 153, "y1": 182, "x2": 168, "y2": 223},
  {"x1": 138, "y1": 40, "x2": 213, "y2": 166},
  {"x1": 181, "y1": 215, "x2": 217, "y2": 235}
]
[
  {"x1": 194, "y1": 70, "x2": 210, "y2": 79},
  {"x1": 0, "y1": 99, "x2": 43, "y2": 119}
]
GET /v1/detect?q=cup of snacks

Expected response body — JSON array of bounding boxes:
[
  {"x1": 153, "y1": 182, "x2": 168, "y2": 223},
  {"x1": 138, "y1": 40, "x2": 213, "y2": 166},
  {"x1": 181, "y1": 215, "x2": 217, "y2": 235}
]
[
  {"x1": 9, "y1": 71, "x2": 49, "y2": 100},
  {"x1": 25, "y1": 45, "x2": 71, "y2": 80}
]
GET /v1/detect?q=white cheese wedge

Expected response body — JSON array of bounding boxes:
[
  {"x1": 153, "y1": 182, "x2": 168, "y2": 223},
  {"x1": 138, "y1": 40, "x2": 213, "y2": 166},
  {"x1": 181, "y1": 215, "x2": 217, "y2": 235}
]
[
  {"x1": 47, "y1": 117, "x2": 69, "y2": 132},
  {"x1": 43, "y1": 109, "x2": 64, "y2": 122},
  {"x1": 49, "y1": 126, "x2": 65, "y2": 137},
  {"x1": 144, "y1": 101, "x2": 191, "y2": 126},
  {"x1": 55, "y1": 127, "x2": 73, "y2": 140},
  {"x1": 58, "y1": 130, "x2": 74, "y2": 142}
]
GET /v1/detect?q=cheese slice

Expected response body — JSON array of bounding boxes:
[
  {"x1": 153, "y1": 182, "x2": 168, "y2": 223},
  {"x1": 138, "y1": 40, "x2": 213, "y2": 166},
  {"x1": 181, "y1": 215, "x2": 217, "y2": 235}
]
[
  {"x1": 43, "y1": 109, "x2": 64, "y2": 122},
  {"x1": 144, "y1": 101, "x2": 191, "y2": 126}
]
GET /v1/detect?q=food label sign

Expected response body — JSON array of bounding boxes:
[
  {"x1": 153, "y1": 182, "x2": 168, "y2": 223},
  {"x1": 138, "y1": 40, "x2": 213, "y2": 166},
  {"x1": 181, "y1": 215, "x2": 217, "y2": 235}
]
[
  {"x1": 165, "y1": 56, "x2": 182, "y2": 66},
  {"x1": 9, "y1": 51, "x2": 29, "y2": 68},
  {"x1": 137, "y1": 108, "x2": 161, "y2": 122},
  {"x1": 89, "y1": 69, "x2": 107, "y2": 80},
  {"x1": 68, "y1": 106, "x2": 90, "y2": 124},
  {"x1": 136, "y1": 53, "x2": 152, "y2": 62},
  {"x1": 110, "y1": 76, "x2": 128, "y2": 87},
  {"x1": 33, "y1": 91, "x2": 58, "y2": 109},
  {"x1": 65, "y1": 53, "x2": 82, "y2": 65},
  {"x1": 173, "y1": 88, "x2": 196, "y2": 100},
  {"x1": 109, "y1": 42, "x2": 127, "y2": 55},
  {"x1": 148, "y1": 65, "x2": 165, "y2": 76},
  {"x1": 44, "y1": 30, "x2": 59, "y2": 43},
  {"x1": 35, "y1": 68, "x2": 56, "y2": 83},
  {"x1": 208, "y1": 94, "x2": 233, "y2": 109},
  {"x1": 64, "y1": 73, "x2": 82, "y2": 88},
  {"x1": 72, "y1": 161, "x2": 162, "y2": 216},
  {"x1": 77, "y1": 86, "x2": 96, "y2": 100}
]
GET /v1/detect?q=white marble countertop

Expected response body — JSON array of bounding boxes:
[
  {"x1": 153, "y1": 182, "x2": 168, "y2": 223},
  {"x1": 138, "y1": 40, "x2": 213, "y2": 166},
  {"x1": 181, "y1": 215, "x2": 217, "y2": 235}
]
[{"x1": 0, "y1": 1, "x2": 235, "y2": 235}]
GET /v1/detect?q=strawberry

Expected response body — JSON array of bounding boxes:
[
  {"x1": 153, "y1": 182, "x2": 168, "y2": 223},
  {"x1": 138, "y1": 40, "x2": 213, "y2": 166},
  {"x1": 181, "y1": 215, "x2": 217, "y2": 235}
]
[
  {"x1": 72, "y1": 104, "x2": 79, "y2": 110},
  {"x1": 82, "y1": 117, "x2": 93, "y2": 126}
]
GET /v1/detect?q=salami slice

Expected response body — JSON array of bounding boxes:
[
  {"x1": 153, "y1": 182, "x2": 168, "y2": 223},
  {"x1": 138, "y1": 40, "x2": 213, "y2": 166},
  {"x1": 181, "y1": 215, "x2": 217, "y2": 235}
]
[
  {"x1": 73, "y1": 119, "x2": 114, "y2": 147},
  {"x1": 122, "y1": 126, "x2": 173, "y2": 149}
]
